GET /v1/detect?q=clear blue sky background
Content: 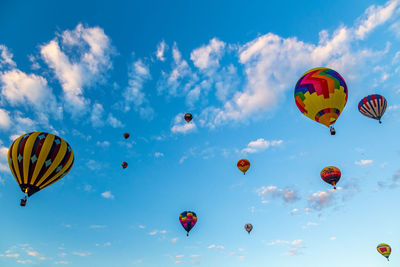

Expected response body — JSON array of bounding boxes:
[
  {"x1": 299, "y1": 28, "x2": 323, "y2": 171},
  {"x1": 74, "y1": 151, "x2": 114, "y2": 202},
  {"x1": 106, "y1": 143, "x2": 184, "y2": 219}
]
[{"x1": 0, "y1": 0, "x2": 400, "y2": 266}]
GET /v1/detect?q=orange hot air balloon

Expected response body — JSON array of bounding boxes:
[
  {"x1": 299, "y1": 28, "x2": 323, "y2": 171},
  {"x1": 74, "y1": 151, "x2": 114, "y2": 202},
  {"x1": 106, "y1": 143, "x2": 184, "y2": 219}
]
[
  {"x1": 237, "y1": 159, "x2": 250, "y2": 175},
  {"x1": 123, "y1": 133, "x2": 130, "y2": 139}
]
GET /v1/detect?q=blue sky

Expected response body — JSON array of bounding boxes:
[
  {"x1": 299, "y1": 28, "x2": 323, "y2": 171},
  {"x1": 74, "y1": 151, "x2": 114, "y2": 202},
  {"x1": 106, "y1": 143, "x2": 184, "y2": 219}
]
[{"x1": 0, "y1": 0, "x2": 400, "y2": 266}]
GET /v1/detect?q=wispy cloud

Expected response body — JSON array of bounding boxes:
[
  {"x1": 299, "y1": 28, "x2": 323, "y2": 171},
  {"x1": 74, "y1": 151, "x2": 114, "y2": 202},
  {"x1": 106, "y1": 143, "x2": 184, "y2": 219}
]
[
  {"x1": 101, "y1": 191, "x2": 114, "y2": 199},
  {"x1": 154, "y1": 152, "x2": 164, "y2": 158},
  {"x1": 355, "y1": 159, "x2": 373, "y2": 165},
  {"x1": 123, "y1": 59, "x2": 154, "y2": 119},
  {"x1": 171, "y1": 113, "x2": 196, "y2": 134},
  {"x1": 40, "y1": 23, "x2": 114, "y2": 115},
  {"x1": 256, "y1": 185, "x2": 300, "y2": 204},
  {"x1": 241, "y1": 138, "x2": 283, "y2": 154}
]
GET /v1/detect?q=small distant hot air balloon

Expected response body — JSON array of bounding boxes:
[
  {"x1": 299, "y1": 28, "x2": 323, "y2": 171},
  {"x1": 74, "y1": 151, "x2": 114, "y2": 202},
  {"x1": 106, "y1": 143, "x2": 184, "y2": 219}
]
[
  {"x1": 8, "y1": 132, "x2": 74, "y2": 206},
  {"x1": 294, "y1": 67, "x2": 348, "y2": 135},
  {"x1": 321, "y1": 166, "x2": 341, "y2": 189},
  {"x1": 244, "y1": 223, "x2": 253, "y2": 234},
  {"x1": 122, "y1": 162, "x2": 128, "y2": 169},
  {"x1": 358, "y1": 94, "x2": 387, "y2": 124},
  {"x1": 237, "y1": 159, "x2": 250, "y2": 175},
  {"x1": 184, "y1": 113, "x2": 193, "y2": 123},
  {"x1": 123, "y1": 133, "x2": 130, "y2": 139},
  {"x1": 179, "y1": 211, "x2": 197, "y2": 236},
  {"x1": 377, "y1": 243, "x2": 391, "y2": 261}
]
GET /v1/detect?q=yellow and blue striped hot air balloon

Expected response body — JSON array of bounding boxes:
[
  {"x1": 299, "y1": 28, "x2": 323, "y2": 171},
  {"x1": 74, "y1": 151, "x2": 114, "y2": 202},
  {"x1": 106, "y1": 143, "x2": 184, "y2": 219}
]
[
  {"x1": 377, "y1": 243, "x2": 391, "y2": 261},
  {"x1": 8, "y1": 132, "x2": 74, "y2": 206},
  {"x1": 294, "y1": 67, "x2": 348, "y2": 135}
]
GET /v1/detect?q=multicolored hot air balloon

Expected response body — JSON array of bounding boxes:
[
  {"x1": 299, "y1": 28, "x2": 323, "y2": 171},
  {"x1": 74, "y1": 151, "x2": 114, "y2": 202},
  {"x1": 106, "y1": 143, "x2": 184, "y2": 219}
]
[
  {"x1": 184, "y1": 113, "x2": 193, "y2": 123},
  {"x1": 237, "y1": 159, "x2": 250, "y2": 175},
  {"x1": 122, "y1": 162, "x2": 128, "y2": 169},
  {"x1": 179, "y1": 211, "x2": 197, "y2": 236},
  {"x1": 294, "y1": 67, "x2": 348, "y2": 135},
  {"x1": 244, "y1": 223, "x2": 253, "y2": 234},
  {"x1": 377, "y1": 243, "x2": 391, "y2": 261},
  {"x1": 8, "y1": 132, "x2": 74, "y2": 206},
  {"x1": 321, "y1": 166, "x2": 341, "y2": 189},
  {"x1": 358, "y1": 94, "x2": 387, "y2": 124},
  {"x1": 123, "y1": 133, "x2": 130, "y2": 139}
]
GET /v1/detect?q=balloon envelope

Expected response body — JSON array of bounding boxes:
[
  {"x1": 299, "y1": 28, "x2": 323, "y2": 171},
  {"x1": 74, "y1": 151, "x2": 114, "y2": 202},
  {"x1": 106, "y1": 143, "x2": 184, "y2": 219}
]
[
  {"x1": 237, "y1": 159, "x2": 250, "y2": 175},
  {"x1": 8, "y1": 132, "x2": 74, "y2": 197},
  {"x1": 358, "y1": 94, "x2": 387, "y2": 123},
  {"x1": 184, "y1": 113, "x2": 193, "y2": 123},
  {"x1": 294, "y1": 67, "x2": 348, "y2": 128},
  {"x1": 321, "y1": 166, "x2": 341, "y2": 188},
  {"x1": 123, "y1": 133, "x2": 130, "y2": 139},
  {"x1": 179, "y1": 211, "x2": 197, "y2": 236},
  {"x1": 122, "y1": 162, "x2": 128, "y2": 169},
  {"x1": 245, "y1": 223, "x2": 253, "y2": 234},
  {"x1": 377, "y1": 243, "x2": 391, "y2": 260}
]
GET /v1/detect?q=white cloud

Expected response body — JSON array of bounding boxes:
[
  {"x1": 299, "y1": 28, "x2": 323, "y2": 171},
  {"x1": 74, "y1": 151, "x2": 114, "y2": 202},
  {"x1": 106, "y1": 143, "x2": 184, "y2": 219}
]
[
  {"x1": 330, "y1": 237, "x2": 337, "y2": 241},
  {"x1": 156, "y1": 40, "x2": 167, "y2": 61},
  {"x1": 0, "y1": 45, "x2": 16, "y2": 68},
  {"x1": 268, "y1": 240, "x2": 303, "y2": 246},
  {"x1": 190, "y1": 38, "x2": 226, "y2": 70},
  {"x1": 155, "y1": 152, "x2": 164, "y2": 158},
  {"x1": 355, "y1": 0, "x2": 399, "y2": 40},
  {"x1": 27, "y1": 251, "x2": 46, "y2": 260},
  {"x1": 176, "y1": 255, "x2": 184, "y2": 258},
  {"x1": 0, "y1": 253, "x2": 19, "y2": 258},
  {"x1": 40, "y1": 23, "x2": 114, "y2": 115},
  {"x1": 195, "y1": 1, "x2": 397, "y2": 128},
  {"x1": 101, "y1": 191, "x2": 114, "y2": 199},
  {"x1": 96, "y1": 141, "x2": 110, "y2": 147},
  {"x1": 290, "y1": 208, "x2": 299, "y2": 215},
  {"x1": 0, "y1": 108, "x2": 11, "y2": 129},
  {"x1": 157, "y1": 43, "x2": 198, "y2": 96},
  {"x1": 86, "y1": 159, "x2": 101, "y2": 171},
  {"x1": 149, "y1": 230, "x2": 158, "y2": 235},
  {"x1": 241, "y1": 138, "x2": 283, "y2": 154},
  {"x1": 123, "y1": 59, "x2": 154, "y2": 119},
  {"x1": 171, "y1": 238, "x2": 178, "y2": 243},
  {"x1": 256, "y1": 185, "x2": 299, "y2": 204},
  {"x1": 90, "y1": 103, "x2": 104, "y2": 127},
  {"x1": 107, "y1": 113, "x2": 124, "y2": 128},
  {"x1": 207, "y1": 244, "x2": 224, "y2": 250},
  {"x1": 72, "y1": 252, "x2": 91, "y2": 257},
  {"x1": 54, "y1": 261, "x2": 70, "y2": 265},
  {"x1": 355, "y1": 159, "x2": 373, "y2": 165},
  {"x1": 0, "y1": 69, "x2": 60, "y2": 121},
  {"x1": 307, "y1": 189, "x2": 339, "y2": 210},
  {"x1": 17, "y1": 259, "x2": 34, "y2": 264},
  {"x1": 171, "y1": 113, "x2": 196, "y2": 134}
]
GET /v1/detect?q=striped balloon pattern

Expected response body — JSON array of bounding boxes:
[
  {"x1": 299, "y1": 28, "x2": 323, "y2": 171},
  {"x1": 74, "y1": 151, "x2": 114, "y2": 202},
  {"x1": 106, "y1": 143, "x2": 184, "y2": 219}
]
[
  {"x1": 8, "y1": 132, "x2": 74, "y2": 197},
  {"x1": 294, "y1": 67, "x2": 348, "y2": 127},
  {"x1": 377, "y1": 243, "x2": 391, "y2": 261},
  {"x1": 179, "y1": 211, "x2": 197, "y2": 236},
  {"x1": 321, "y1": 166, "x2": 341, "y2": 189},
  {"x1": 358, "y1": 94, "x2": 387, "y2": 123}
]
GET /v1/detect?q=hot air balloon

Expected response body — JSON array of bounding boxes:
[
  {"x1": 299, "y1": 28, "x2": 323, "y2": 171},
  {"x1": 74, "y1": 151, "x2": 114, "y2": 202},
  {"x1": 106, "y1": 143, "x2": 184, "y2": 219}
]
[
  {"x1": 321, "y1": 166, "x2": 341, "y2": 189},
  {"x1": 179, "y1": 211, "x2": 197, "y2": 236},
  {"x1": 294, "y1": 67, "x2": 348, "y2": 135},
  {"x1": 122, "y1": 162, "x2": 128, "y2": 169},
  {"x1": 8, "y1": 132, "x2": 74, "y2": 206},
  {"x1": 184, "y1": 113, "x2": 193, "y2": 123},
  {"x1": 245, "y1": 223, "x2": 253, "y2": 234},
  {"x1": 377, "y1": 243, "x2": 391, "y2": 261},
  {"x1": 123, "y1": 133, "x2": 130, "y2": 139},
  {"x1": 237, "y1": 159, "x2": 250, "y2": 175},
  {"x1": 358, "y1": 94, "x2": 387, "y2": 124}
]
